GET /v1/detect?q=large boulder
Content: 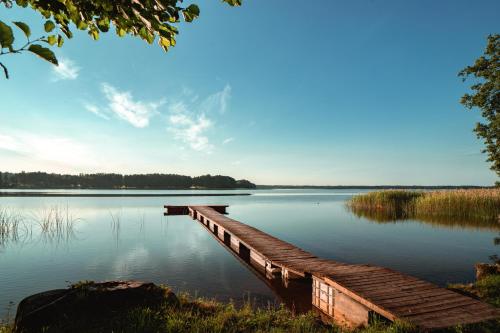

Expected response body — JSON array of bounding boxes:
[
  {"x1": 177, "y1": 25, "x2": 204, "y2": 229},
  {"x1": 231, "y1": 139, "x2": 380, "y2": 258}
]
[{"x1": 14, "y1": 281, "x2": 178, "y2": 332}]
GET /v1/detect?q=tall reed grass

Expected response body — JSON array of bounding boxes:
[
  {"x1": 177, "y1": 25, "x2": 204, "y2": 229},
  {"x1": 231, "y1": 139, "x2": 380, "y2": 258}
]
[
  {"x1": 109, "y1": 210, "x2": 122, "y2": 242},
  {"x1": 347, "y1": 190, "x2": 423, "y2": 219},
  {"x1": 413, "y1": 189, "x2": 500, "y2": 221},
  {"x1": 347, "y1": 189, "x2": 500, "y2": 228},
  {"x1": 0, "y1": 208, "x2": 26, "y2": 247},
  {"x1": 1, "y1": 206, "x2": 79, "y2": 247},
  {"x1": 34, "y1": 205, "x2": 77, "y2": 243}
]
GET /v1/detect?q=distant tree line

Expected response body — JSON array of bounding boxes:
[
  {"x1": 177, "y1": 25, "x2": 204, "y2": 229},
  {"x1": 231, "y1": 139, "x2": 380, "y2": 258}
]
[{"x1": 0, "y1": 172, "x2": 256, "y2": 189}]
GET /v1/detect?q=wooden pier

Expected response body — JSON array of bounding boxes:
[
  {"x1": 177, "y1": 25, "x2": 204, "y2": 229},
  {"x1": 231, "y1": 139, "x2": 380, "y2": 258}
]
[{"x1": 164, "y1": 205, "x2": 500, "y2": 330}]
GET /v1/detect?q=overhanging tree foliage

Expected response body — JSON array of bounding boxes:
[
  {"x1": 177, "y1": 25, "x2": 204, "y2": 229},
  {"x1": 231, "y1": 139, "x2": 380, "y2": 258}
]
[
  {"x1": 459, "y1": 34, "x2": 500, "y2": 181},
  {"x1": 0, "y1": 0, "x2": 241, "y2": 78}
]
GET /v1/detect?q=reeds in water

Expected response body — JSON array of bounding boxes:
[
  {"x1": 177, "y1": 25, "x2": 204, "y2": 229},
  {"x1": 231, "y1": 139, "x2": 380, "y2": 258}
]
[
  {"x1": 109, "y1": 210, "x2": 122, "y2": 242},
  {"x1": 35, "y1": 205, "x2": 77, "y2": 243},
  {"x1": 0, "y1": 208, "x2": 26, "y2": 247},
  {"x1": 1, "y1": 206, "x2": 80, "y2": 247},
  {"x1": 348, "y1": 189, "x2": 500, "y2": 229},
  {"x1": 413, "y1": 189, "x2": 500, "y2": 221},
  {"x1": 347, "y1": 190, "x2": 423, "y2": 219}
]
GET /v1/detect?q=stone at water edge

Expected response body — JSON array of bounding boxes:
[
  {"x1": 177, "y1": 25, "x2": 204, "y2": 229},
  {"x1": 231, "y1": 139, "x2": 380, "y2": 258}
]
[
  {"x1": 475, "y1": 263, "x2": 500, "y2": 280},
  {"x1": 14, "y1": 281, "x2": 179, "y2": 332}
]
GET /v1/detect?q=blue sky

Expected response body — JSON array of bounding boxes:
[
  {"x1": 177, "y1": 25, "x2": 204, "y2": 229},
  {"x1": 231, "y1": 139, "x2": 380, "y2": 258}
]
[{"x1": 0, "y1": 0, "x2": 499, "y2": 185}]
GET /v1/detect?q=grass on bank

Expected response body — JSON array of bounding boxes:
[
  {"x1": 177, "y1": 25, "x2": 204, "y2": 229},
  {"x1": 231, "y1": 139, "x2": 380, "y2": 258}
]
[
  {"x1": 347, "y1": 189, "x2": 500, "y2": 226},
  {"x1": 449, "y1": 274, "x2": 500, "y2": 308},
  {"x1": 2, "y1": 282, "x2": 500, "y2": 333}
]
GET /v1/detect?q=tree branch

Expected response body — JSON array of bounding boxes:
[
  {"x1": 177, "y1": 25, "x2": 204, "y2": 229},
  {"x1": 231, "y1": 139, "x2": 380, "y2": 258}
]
[{"x1": 0, "y1": 62, "x2": 9, "y2": 79}]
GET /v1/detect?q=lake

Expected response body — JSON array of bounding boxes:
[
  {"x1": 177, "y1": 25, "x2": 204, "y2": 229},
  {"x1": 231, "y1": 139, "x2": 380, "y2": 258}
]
[{"x1": 0, "y1": 189, "x2": 498, "y2": 318}]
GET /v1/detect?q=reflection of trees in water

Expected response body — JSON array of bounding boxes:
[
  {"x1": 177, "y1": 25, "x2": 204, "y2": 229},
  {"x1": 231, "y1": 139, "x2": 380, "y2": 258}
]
[
  {"x1": 347, "y1": 205, "x2": 500, "y2": 232},
  {"x1": 348, "y1": 205, "x2": 500, "y2": 266},
  {"x1": 0, "y1": 206, "x2": 79, "y2": 249}
]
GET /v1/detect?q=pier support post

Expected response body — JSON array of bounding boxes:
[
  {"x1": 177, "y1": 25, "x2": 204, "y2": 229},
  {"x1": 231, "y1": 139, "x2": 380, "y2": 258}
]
[
  {"x1": 230, "y1": 238, "x2": 240, "y2": 253},
  {"x1": 265, "y1": 260, "x2": 281, "y2": 278},
  {"x1": 238, "y1": 242, "x2": 251, "y2": 261},
  {"x1": 189, "y1": 209, "x2": 197, "y2": 220},
  {"x1": 312, "y1": 277, "x2": 370, "y2": 329},
  {"x1": 312, "y1": 277, "x2": 334, "y2": 317},
  {"x1": 333, "y1": 289, "x2": 370, "y2": 328},
  {"x1": 250, "y1": 250, "x2": 266, "y2": 268},
  {"x1": 217, "y1": 227, "x2": 225, "y2": 241},
  {"x1": 282, "y1": 268, "x2": 304, "y2": 287},
  {"x1": 223, "y1": 231, "x2": 231, "y2": 246}
]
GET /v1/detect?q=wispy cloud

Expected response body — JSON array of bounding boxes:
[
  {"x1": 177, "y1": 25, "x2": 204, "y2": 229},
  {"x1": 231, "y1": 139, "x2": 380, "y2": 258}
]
[
  {"x1": 84, "y1": 103, "x2": 110, "y2": 120},
  {"x1": 101, "y1": 83, "x2": 162, "y2": 128},
  {"x1": 201, "y1": 84, "x2": 231, "y2": 114},
  {"x1": 166, "y1": 85, "x2": 232, "y2": 153},
  {"x1": 223, "y1": 137, "x2": 234, "y2": 144},
  {"x1": 83, "y1": 84, "x2": 231, "y2": 153},
  {"x1": 85, "y1": 83, "x2": 163, "y2": 128},
  {"x1": 52, "y1": 57, "x2": 80, "y2": 81},
  {"x1": 168, "y1": 102, "x2": 214, "y2": 152},
  {"x1": 0, "y1": 131, "x2": 95, "y2": 168}
]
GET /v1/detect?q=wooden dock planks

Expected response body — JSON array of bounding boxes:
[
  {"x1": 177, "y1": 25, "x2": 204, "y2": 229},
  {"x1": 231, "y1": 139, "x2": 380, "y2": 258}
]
[{"x1": 165, "y1": 205, "x2": 500, "y2": 330}]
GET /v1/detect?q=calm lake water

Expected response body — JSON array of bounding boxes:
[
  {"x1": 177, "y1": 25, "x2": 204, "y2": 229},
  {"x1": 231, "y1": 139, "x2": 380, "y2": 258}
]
[{"x1": 0, "y1": 189, "x2": 498, "y2": 318}]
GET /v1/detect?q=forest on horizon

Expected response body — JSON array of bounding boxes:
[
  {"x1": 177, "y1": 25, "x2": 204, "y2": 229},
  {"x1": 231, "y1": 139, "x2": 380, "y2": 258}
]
[{"x1": 0, "y1": 172, "x2": 256, "y2": 189}]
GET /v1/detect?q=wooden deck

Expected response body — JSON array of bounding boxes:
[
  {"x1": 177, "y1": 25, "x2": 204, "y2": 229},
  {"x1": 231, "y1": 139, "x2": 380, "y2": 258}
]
[{"x1": 164, "y1": 205, "x2": 500, "y2": 330}]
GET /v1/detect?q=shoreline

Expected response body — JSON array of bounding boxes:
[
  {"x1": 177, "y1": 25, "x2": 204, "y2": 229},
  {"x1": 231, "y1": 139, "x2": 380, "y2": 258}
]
[{"x1": 0, "y1": 192, "x2": 252, "y2": 197}]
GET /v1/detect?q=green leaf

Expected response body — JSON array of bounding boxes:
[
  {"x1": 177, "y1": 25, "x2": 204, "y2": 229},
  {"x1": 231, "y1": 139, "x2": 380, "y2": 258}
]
[
  {"x1": 16, "y1": 0, "x2": 29, "y2": 7},
  {"x1": 47, "y1": 35, "x2": 57, "y2": 46},
  {"x1": 57, "y1": 35, "x2": 64, "y2": 47},
  {"x1": 61, "y1": 25, "x2": 73, "y2": 39},
  {"x1": 97, "y1": 17, "x2": 110, "y2": 32},
  {"x1": 116, "y1": 27, "x2": 126, "y2": 37},
  {"x1": 183, "y1": 4, "x2": 200, "y2": 22},
  {"x1": 0, "y1": 20, "x2": 14, "y2": 48},
  {"x1": 28, "y1": 44, "x2": 58, "y2": 65},
  {"x1": 159, "y1": 36, "x2": 171, "y2": 51},
  {"x1": 44, "y1": 20, "x2": 56, "y2": 32},
  {"x1": 90, "y1": 29, "x2": 99, "y2": 40},
  {"x1": 223, "y1": 0, "x2": 242, "y2": 6},
  {"x1": 13, "y1": 21, "x2": 31, "y2": 38},
  {"x1": 77, "y1": 21, "x2": 88, "y2": 30}
]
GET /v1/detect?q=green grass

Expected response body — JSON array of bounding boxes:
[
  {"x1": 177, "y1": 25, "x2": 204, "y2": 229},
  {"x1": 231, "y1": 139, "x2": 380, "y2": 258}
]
[
  {"x1": 3, "y1": 286, "x2": 499, "y2": 333},
  {"x1": 347, "y1": 190, "x2": 423, "y2": 219},
  {"x1": 1, "y1": 294, "x2": 417, "y2": 333},
  {"x1": 449, "y1": 274, "x2": 500, "y2": 308},
  {"x1": 347, "y1": 189, "x2": 500, "y2": 229}
]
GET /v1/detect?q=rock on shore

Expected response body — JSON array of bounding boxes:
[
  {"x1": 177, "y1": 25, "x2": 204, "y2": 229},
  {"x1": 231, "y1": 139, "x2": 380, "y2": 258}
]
[{"x1": 14, "y1": 281, "x2": 178, "y2": 332}]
